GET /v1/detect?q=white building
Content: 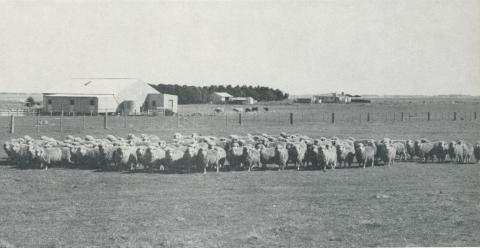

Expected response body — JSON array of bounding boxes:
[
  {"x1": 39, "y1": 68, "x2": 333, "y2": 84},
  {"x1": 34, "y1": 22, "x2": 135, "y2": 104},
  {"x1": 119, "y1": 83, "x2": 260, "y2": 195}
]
[
  {"x1": 42, "y1": 78, "x2": 177, "y2": 114},
  {"x1": 209, "y1": 92, "x2": 233, "y2": 104}
]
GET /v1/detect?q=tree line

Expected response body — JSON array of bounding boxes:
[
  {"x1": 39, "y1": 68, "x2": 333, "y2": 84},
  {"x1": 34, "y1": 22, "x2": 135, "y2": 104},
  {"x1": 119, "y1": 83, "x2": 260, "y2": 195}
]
[{"x1": 151, "y1": 84, "x2": 289, "y2": 104}]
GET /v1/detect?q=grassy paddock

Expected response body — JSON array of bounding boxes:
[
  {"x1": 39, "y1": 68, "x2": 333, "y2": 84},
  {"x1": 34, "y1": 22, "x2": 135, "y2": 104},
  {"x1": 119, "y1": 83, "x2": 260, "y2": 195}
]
[
  {"x1": 0, "y1": 162, "x2": 479, "y2": 247},
  {"x1": 1, "y1": 102, "x2": 479, "y2": 247}
]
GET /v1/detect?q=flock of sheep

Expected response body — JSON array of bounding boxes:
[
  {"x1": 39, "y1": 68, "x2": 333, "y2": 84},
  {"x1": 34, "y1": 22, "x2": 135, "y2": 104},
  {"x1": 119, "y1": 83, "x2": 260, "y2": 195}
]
[{"x1": 3, "y1": 132, "x2": 480, "y2": 173}]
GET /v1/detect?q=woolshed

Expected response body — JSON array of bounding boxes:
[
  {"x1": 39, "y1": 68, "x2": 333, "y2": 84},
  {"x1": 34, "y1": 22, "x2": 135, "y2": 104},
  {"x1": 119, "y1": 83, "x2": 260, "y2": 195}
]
[
  {"x1": 42, "y1": 78, "x2": 178, "y2": 114},
  {"x1": 209, "y1": 92, "x2": 233, "y2": 104}
]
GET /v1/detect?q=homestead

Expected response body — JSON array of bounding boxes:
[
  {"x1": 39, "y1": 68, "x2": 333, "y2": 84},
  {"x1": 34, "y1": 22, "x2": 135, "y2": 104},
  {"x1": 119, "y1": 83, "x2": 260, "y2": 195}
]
[
  {"x1": 315, "y1": 92, "x2": 351, "y2": 104},
  {"x1": 42, "y1": 78, "x2": 177, "y2": 114}
]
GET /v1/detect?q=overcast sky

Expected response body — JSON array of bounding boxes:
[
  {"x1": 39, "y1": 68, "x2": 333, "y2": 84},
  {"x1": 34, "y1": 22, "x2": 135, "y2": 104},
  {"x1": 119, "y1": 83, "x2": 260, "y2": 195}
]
[{"x1": 0, "y1": 0, "x2": 479, "y2": 95}]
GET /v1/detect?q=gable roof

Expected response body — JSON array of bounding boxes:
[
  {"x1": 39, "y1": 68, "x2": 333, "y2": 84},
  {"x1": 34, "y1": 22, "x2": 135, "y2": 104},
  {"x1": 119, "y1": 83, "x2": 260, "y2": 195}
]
[
  {"x1": 213, "y1": 92, "x2": 233, "y2": 98},
  {"x1": 43, "y1": 78, "x2": 158, "y2": 95}
]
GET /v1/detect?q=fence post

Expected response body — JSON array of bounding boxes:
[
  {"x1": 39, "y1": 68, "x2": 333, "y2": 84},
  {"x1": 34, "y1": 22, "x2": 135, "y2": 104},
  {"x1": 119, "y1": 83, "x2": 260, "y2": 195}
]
[
  {"x1": 475, "y1": 112, "x2": 477, "y2": 120},
  {"x1": 331, "y1": 112, "x2": 335, "y2": 124},
  {"x1": 9, "y1": 115, "x2": 14, "y2": 134},
  {"x1": 239, "y1": 113, "x2": 242, "y2": 126},
  {"x1": 453, "y1": 112, "x2": 457, "y2": 121},
  {"x1": 225, "y1": 112, "x2": 228, "y2": 128},
  {"x1": 401, "y1": 112, "x2": 404, "y2": 121},
  {"x1": 123, "y1": 109, "x2": 127, "y2": 128},
  {"x1": 104, "y1": 110, "x2": 108, "y2": 129},
  {"x1": 290, "y1": 113, "x2": 293, "y2": 125},
  {"x1": 367, "y1": 112, "x2": 370, "y2": 122},
  {"x1": 36, "y1": 110, "x2": 40, "y2": 136},
  {"x1": 427, "y1": 112, "x2": 430, "y2": 121},
  {"x1": 83, "y1": 114, "x2": 86, "y2": 129},
  {"x1": 176, "y1": 112, "x2": 180, "y2": 128},
  {"x1": 60, "y1": 109, "x2": 64, "y2": 133}
]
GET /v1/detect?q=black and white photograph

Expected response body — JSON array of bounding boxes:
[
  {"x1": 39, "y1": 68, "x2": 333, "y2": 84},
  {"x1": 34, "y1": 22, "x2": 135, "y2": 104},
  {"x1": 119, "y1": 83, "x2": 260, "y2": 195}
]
[{"x1": 0, "y1": 0, "x2": 479, "y2": 247}]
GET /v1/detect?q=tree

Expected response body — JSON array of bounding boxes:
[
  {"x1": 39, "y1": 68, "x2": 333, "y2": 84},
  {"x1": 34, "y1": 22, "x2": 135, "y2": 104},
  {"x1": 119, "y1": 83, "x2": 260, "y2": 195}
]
[
  {"x1": 152, "y1": 83, "x2": 288, "y2": 104},
  {"x1": 25, "y1": 96, "x2": 35, "y2": 107}
]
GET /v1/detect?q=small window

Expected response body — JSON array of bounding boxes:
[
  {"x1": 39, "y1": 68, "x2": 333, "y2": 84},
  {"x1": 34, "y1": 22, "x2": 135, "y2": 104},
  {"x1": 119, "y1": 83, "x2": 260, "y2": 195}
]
[
  {"x1": 151, "y1": 100, "x2": 156, "y2": 107},
  {"x1": 70, "y1": 99, "x2": 75, "y2": 105},
  {"x1": 90, "y1": 99, "x2": 95, "y2": 106},
  {"x1": 47, "y1": 99, "x2": 52, "y2": 105}
]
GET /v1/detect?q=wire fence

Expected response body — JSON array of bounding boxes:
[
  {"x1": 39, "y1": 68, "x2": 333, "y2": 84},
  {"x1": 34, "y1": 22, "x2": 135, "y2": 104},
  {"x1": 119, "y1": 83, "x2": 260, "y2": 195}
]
[{"x1": 0, "y1": 110, "x2": 478, "y2": 135}]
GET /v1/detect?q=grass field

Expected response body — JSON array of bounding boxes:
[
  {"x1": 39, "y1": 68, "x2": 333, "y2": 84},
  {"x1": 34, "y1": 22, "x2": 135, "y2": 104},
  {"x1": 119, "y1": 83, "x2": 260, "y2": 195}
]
[
  {"x1": 0, "y1": 162, "x2": 479, "y2": 247},
  {"x1": 1, "y1": 102, "x2": 480, "y2": 247}
]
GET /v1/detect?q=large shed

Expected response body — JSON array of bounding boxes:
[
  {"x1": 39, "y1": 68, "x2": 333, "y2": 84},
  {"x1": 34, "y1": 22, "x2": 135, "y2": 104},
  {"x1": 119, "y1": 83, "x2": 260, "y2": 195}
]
[
  {"x1": 42, "y1": 78, "x2": 177, "y2": 114},
  {"x1": 209, "y1": 92, "x2": 233, "y2": 104}
]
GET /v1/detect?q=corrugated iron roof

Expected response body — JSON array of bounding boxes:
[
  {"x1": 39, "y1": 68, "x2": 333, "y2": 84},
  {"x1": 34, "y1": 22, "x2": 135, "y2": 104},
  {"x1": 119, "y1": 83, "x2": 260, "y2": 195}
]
[
  {"x1": 213, "y1": 92, "x2": 233, "y2": 97},
  {"x1": 45, "y1": 94, "x2": 112, "y2": 98},
  {"x1": 43, "y1": 78, "x2": 155, "y2": 95}
]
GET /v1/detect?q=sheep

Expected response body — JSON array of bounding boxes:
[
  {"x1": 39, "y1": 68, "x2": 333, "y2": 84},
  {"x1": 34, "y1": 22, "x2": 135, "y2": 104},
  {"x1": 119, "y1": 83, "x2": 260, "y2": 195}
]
[
  {"x1": 11, "y1": 143, "x2": 31, "y2": 167},
  {"x1": 197, "y1": 147, "x2": 226, "y2": 173},
  {"x1": 414, "y1": 140, "x2": 435, "y2": 163},
  {"x1": 227, "y1": 146, "x2": 244, "y2": 171},
  {"x1": 304, "y1": 144, "x2": 319, "y2": 168},
  {"x1": 113, "y1": 146, "x2": 138, "y2": 171},
  {"x1": 432, "y1": 141, "x2": 449, "y2": 163},
  {"x1": 287, "y1": 142, "x2": 307, "y2": 170},
  {"x1": 242, "y1": 146, "x2": 261, "y2": 172},
  {"x1": 380, "y1": 144, "x2": 396, "y2": 166},
  {"x1": 392, "y1": 141, "x2": 408, "y2": 161},
  {"x1": 256, "y1": 143, "x2": 275, "y2": 170},
  {"x1": 74, "y1": 145, "x2": 100, "y2": 169},
  {"x1": 336, "y1": 143, "x2": 355, "y2": 167},
  {"x1": 36, "y1": 145, "x2": 63, "y2": 170},
  {"x1": 135, "y1": 146, "x2": 146, "y2": 168},
  {"x1": 474, "y1": 142, "x2": 480, "y2": 163},
  {"x1": 406, "y1": 140, "x2": 416, "y2": 160},
  {"x1": 462, "y1": 142, "x2": 474, "y2": 164},
  {"x1": 142, "y1": 147, "x2": 166, "y2": 171},
  {"x1": 448, "y1": 141, "x2": 464, "y2": 163},
  {"x1": 318, "y1": 144, "x2": 337, "y2": 170},
  {"x1": 164, "y1": 148, "x2": 184, "y2": 172},
  {"x1": 98, "y1": 144, "x2": 117, "y2": 169},
  {"x1": 274, "y1": 144, "x2": 289, "y2": 170},
  {"x1": 355, "y1": 143, "x2": 375, "y2": 168}
]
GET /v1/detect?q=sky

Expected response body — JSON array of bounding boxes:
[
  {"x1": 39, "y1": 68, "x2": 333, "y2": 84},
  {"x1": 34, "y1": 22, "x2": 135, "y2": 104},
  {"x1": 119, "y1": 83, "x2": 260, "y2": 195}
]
[{"x1": 0, "y1": 0, "x2": 479, "y2": 95}]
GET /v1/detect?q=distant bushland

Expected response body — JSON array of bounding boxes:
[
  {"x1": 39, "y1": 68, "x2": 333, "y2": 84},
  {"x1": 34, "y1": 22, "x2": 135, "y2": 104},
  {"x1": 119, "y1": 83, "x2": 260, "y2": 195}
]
[{"x1": 150, "y1": 84, "x2": 289, "y2": 104}]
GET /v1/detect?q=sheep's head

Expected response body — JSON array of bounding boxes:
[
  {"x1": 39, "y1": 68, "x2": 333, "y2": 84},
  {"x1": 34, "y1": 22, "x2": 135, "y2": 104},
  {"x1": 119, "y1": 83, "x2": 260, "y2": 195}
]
[
  {"x1": 127, "y1": 133, "x2": 137, "y2": 140},
  {"x1": 184, "y1": 146, "x2": 196, "y2": 159},
  {"x1": 356, "y1": 143, "x2": 365, "y2": 150},
  {"x1": 439, "y1": 141, "x2": 448, "y2": 151},
  {"x1": 173, "y1": 133, "x2": 182, "y2": 139}
]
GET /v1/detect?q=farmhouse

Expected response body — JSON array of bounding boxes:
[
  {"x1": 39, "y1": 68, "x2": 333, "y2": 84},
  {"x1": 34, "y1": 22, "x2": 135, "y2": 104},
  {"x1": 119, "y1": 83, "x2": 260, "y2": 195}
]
[
  {"x1": 42, "y1": 78, "x2": 178, "y2": 114},
  {"x1": 209, "y1": 92, "x2": 233, "y2": 104},
  {"x1": 315, "y1": 92, "x2": 351, "y2": 104}
]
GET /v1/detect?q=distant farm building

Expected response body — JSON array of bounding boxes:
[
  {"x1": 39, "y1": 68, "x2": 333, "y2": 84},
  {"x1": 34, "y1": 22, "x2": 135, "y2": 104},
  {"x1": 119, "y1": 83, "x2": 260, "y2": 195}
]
[
  {"x1": 315, "y1": 92, "x2": 351, "y2": 104},
  {"x1": 295, "y1": 97, "x2": 314, "y2": 104},
  {"x1": 209, "y1": 92, "x2": 233, "y2": 104},
  {"x1": 42, "y1": 78, "x2": 177, "y2": 114},
  {"x1": 229, "y1": 97, "x2": 256, "y2": 105}
]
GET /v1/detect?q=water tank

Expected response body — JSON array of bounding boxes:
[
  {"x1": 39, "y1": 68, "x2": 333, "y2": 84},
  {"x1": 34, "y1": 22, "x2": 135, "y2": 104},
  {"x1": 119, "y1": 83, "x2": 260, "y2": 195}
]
[{"x1": 119, "y1": 101, "x2": 135, "y2": 115}]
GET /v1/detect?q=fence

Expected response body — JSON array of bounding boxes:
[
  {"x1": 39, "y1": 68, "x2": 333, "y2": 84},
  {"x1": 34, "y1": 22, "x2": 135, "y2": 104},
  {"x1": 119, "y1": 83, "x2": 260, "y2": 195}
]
[{"x1": 1, "y1": 110, "x2": 478, "y2": 135}]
